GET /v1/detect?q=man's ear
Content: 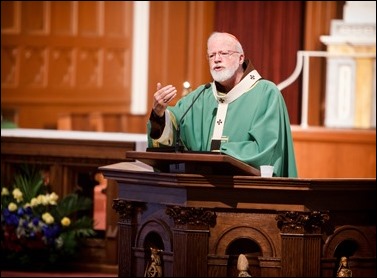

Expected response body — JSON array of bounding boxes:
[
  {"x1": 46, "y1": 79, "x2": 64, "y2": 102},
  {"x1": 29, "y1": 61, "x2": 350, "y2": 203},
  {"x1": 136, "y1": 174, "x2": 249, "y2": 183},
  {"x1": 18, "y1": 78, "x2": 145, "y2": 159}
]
[{"x1": 239, "y1": 54, "x2": 245, "y2": 65}]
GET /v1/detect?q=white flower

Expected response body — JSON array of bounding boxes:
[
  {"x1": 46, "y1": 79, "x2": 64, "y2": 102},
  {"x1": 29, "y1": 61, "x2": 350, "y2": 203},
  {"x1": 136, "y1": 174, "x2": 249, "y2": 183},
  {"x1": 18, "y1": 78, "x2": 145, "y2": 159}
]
[
  {"x1": 12, "y1": 188, "x2": 23, "y2": 203},
  {"x1": 47, "y1": 192, "x2": 59, "y2": 205},
  {"x1": 37, "y1": 194, "x2": 48, "y2": 205},
  {"x1": 55, "y1": 236, "x2": 64, "y2": 249},
  {"x1": 30, "y1": 197, "x2": 39, "y2": 207},
  {"x1": 1, "y1": 187, "x2": 10, "y2": 196}
]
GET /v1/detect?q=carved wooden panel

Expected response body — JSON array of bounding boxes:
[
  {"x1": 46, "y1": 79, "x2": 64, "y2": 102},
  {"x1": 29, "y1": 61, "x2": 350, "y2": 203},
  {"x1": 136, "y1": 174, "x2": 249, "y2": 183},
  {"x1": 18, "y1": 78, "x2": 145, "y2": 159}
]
[
  {"x1": 49, "y1": 47, "x2": 74, "y2": 87},
  {"x1": 1, "y1": 1, "x2": 133, "y2": 129},
  {"x1": 20, "y1": 46, "x2": 47, "y2": 87},
  {"x1": 1, "y1": 46, "x2": 19, "y2": 87},
  {"x1": 103, "y1": 164, "x2": 376, "y2": 277},
  {"x1": 50, "y1": 1, "x2": 75, "y2": 35},
  {"x1": 21, "y1": 1, "x2": 47, "y2": 35}
]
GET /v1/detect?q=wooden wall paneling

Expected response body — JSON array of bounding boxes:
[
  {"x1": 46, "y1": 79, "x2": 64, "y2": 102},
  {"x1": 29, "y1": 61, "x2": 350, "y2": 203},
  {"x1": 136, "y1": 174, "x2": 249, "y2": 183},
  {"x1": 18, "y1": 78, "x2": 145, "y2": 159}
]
[
  {"x1": 147, "y1": 2, "x2": 215, "y2": 113},
  {"x1": 1, "y1": 1, "x2": 133, "y2": 130},
  {"x1": 292, "y1": 127, "x2": 376, "y2": 178},
  {"x1": 103, "y1": 1, "x2": 216, "y2": 134},
  {"x1": 303, "y1": 1, "x2": 344, "y2": 126},
  {"x1": 76, "y1": 47, "x2": 101, "y2": 88},
  {"x1": 57, "y1": 112, "x2": 130, "y2": 132},
  {"x1": 19, "y1": 45, "x2": 47, "y2": 87},
  {"x1": 104, "y1": 1, "x2": 127, "y2": 36},
  {"x1": 140, "y1": 1, "x2": 215, "y2": 133},
  {"x1": 48, "y1": 162, "x2": 67, "y2": 197},
  {"x1": 1, "y1": 1, "x2": 21, "y2": 34},
  {"x1": 77, "y1": 1, "x2": 101, "y2": 36},
  {"x1": 100, "y1": 113, "x2": 127, "y2": 132},
  {"x1": 185, "y1": 1, "x2": 215, "y2": 89},
  {"x1": 87, "y1": 112, "x2": 103, "y2": 132},
  {"x1": 123, "y1": 114, "x2": 149, "y2": 134},
  {"x1": 1, "y1": 45, "x2": 19, "y2": 88},
  {"x1": 50, "y1": 1, "x2": 74, "y2": 36},
  {"x1": 21, "y1": 1, "x2": 48, "y2": 35},
  {"x1": 147, "y1": 2, "x2": 190, "y2": 106},
  {"x1": 49, "y1": 47, "x2": 74, "y2": 88},
  {"x1": 0, "y1": 1, "x2": 364, "y2": 136}
]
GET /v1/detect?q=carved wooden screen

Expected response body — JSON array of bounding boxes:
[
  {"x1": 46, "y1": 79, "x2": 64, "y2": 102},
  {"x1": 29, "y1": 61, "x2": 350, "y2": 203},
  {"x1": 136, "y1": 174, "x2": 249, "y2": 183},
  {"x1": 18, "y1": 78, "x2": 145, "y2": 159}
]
[{"x1": 1, "y1": 1, "x2": 133, "y2": 129}]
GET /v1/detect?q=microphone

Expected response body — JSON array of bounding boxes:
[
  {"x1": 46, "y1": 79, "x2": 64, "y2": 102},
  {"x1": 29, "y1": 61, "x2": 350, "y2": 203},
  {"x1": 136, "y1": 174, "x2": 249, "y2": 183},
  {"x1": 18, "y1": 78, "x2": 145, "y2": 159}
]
[{"x1": 175, "y1": 83, "x2": 211, "y2": 152}]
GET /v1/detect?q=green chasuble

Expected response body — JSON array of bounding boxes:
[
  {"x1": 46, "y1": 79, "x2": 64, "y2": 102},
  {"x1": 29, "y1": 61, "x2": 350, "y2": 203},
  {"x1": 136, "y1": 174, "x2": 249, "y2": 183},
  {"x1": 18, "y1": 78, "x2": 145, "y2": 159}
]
[{"x1": 147, "y1": 80, "x2": 298, "y2": 178}]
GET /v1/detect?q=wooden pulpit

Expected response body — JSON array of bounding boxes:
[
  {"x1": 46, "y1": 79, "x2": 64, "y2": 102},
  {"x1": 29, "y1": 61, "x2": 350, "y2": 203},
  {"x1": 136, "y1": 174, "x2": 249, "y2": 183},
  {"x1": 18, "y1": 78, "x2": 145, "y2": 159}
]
[
  {"x1": 99, "y1": 151, "x2": 376, "y2": 277},
  {"x1": 125, "y1": 150, "x2": 261, "y2": 176}
]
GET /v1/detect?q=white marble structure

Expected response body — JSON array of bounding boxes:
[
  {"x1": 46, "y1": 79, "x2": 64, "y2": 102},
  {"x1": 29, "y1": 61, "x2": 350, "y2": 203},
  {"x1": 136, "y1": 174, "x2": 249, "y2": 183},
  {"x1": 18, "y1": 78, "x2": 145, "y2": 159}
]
[{"x1": 320, "y1": 1, "x2": 376, "y2": 129}]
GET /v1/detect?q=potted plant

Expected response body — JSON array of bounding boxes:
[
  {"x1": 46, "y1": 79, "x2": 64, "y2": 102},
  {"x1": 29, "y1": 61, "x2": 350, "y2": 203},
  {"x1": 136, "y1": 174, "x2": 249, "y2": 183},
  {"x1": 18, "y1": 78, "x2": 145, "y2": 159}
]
[{"x1": 1, "y1": 164, "x2": 96, "y2": 270}]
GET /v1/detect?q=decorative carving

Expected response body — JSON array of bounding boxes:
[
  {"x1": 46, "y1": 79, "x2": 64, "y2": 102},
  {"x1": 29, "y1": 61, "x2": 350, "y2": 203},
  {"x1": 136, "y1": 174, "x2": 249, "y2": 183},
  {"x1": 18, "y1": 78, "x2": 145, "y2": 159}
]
[
  {"x1": 337, "y1": 256, "x2": 352, "y2": 277},
  {"x1": 1, "y1": 46, "x2": 18, "y2": 87},
  {"x1": 104, "y1": 48, "x2": 127, "y2": 87},
  {"x1": 276, "y1": 211, "x2": 331, "y2": 234},
  {"x1": 77, "y1": 48, "x2": 100, "y2": 87},
  {"x1": 144, "y1": 247, "x2": 163, "y2": 277},
  {"x1": 237, "y1": 253, "x2": 252, "y2": 277},
  {"x1": 21, "y1": 46, "x2": 47, "y2": 87},
  {"x1": 50, "y1": 47, "x2": 74, "y2": 87},
  {"x1": 165, "y1": 205, "x2": 216, "y2": 227},
  {"x1": 112, "y1": 199, "x2": 146, "y2": 223}
]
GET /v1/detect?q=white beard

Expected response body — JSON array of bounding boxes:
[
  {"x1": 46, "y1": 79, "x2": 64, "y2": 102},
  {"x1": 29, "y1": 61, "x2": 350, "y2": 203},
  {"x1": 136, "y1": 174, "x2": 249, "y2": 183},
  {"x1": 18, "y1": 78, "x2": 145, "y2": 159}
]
[{"x1": 210, "y1": 62, "x2": 239, "y2": 83}]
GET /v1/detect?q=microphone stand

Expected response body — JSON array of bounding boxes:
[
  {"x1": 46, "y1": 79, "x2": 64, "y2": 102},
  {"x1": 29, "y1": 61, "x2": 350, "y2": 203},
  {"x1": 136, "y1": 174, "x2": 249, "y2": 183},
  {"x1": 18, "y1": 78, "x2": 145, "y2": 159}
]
[
  {"x1": 174, "y1": 83, "x2": 211, "y2": 153},
  {"x1": 175, "y1": 126, "x2": 183, "y2": 152}
]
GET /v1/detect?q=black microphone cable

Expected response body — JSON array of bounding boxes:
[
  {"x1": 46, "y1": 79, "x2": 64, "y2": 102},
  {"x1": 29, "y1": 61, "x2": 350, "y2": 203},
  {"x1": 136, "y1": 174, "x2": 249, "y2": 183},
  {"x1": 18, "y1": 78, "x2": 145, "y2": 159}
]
[{"x1": 175, "y1": 83, "x2": 211, "y2": 152}]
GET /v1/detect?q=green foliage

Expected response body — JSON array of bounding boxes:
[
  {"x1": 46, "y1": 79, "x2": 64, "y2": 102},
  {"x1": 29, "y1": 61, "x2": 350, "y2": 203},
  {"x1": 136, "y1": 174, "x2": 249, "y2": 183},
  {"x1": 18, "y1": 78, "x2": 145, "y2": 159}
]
[
  {"x1": 12, "y1": 164, "x2": 44, "y2": 203},
  {"x1": 1, "y1": 164, "x2": 97, "y2": 269},
  {"x1": 55, "y1": 193, "x2": 93, "y2": 216}
]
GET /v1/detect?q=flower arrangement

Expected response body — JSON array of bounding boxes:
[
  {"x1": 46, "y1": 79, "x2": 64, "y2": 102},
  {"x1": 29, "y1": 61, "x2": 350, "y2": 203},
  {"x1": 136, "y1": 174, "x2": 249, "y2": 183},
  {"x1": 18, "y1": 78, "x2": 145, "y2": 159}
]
[{"x1": 1, "y1": 165, "x2": 96, "y2": 269}]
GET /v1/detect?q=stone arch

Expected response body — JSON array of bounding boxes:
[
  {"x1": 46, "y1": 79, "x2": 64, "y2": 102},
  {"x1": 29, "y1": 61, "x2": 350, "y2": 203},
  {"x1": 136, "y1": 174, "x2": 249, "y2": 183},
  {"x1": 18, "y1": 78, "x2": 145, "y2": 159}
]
[
  {"x1": 323, "y1": 225, "x2": 375, "y2": 258},
  {"x1": 214, "y1": 225, "x2": 276, "y2": 257}
]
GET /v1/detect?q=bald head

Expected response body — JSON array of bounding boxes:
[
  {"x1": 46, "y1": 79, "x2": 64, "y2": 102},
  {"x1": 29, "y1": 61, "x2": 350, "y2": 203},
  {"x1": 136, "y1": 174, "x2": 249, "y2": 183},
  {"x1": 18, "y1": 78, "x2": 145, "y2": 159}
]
[{"x1": 207, "y1": 32, "x2": 244, "y2": 55}]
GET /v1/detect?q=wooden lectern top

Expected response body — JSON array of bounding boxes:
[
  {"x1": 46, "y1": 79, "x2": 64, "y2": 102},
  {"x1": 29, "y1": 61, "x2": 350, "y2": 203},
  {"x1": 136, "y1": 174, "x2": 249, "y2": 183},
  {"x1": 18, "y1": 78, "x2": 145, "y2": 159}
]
[{"x1": 125, "y1": 150, "x2": 260, "y2": 176}]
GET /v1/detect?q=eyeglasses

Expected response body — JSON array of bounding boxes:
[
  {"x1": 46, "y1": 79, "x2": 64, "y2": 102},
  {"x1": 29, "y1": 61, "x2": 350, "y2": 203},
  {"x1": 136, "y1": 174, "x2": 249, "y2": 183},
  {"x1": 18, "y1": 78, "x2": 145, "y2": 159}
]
[{"x1": 207, "y1": 50, "x2": 240, "y2": 61}]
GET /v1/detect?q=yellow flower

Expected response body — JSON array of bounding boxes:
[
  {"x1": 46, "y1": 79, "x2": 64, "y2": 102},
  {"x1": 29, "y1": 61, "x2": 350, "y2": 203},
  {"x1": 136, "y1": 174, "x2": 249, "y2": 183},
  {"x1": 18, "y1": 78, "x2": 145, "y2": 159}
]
[
  {"x1": 61, "y1": 217, "x2": 71, "y2": 227},
  {"x1": 47, "y1": 192, "x2": 59, "y2": 205},
  {"x1": 37, "y1": 194, "x2": 48, "y2": 205},
  {"x1": 12, "y1": 188, "x2": 23, "y2": 203},
  {"x1": 1, "y1": 187, "x2": 10, "y2": 196},
  {"x1": 8, "y1": 202, "x2": 18, "y2": 212},
  {"x1": 30, "y1": 197, "x2": 38, "y2": 207},
  {"x1": 42, "y1": 212, "x2": 55, "y2": 224}
]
